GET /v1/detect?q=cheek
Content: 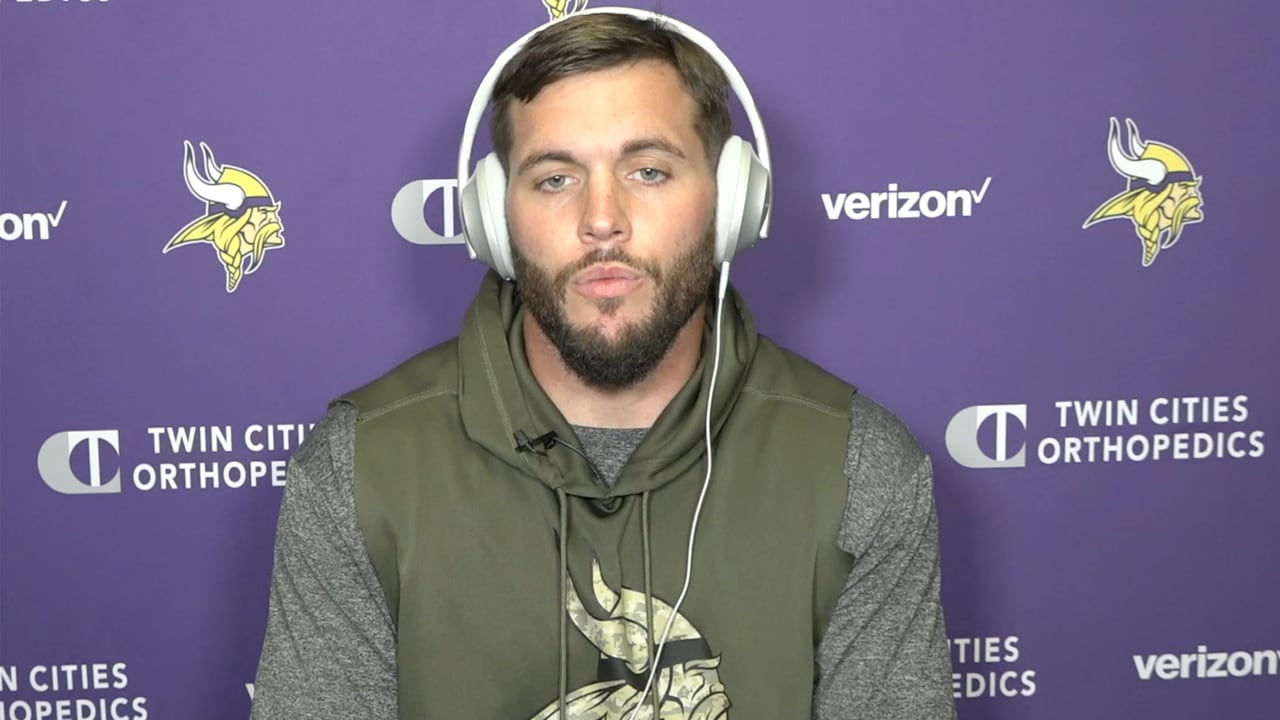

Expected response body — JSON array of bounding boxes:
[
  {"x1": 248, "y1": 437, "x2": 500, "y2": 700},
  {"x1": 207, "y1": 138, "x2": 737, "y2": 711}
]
[
  {"x1": 507, "y1": 206, "x2": 584, "y2": 281},
  {"x1": 638, "y1": 185, "x2": 715, "y2": 236},
  {"x1": 689, "y1": 180, "x2": 718, "y2": 226},
  {"x1": 684, "y1": 194, "x2": 718, "y2": 245},
  {"x1": 508, "y1": 191, "x2": 577, "y2": 245},
  {"x1": 506, "y1": 194, "x2": 550, "y2": 260}
]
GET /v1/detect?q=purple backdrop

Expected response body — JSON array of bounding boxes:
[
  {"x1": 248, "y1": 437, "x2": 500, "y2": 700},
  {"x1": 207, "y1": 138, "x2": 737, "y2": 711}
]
[{"x1": 2, "y1": 0, "x2": 1277, "y2": 718}]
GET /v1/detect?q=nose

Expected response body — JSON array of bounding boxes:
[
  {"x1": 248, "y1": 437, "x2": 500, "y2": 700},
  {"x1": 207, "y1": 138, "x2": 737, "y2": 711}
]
[{"x1": 578, "y1": 173, "x2": 630, "y2": 247}]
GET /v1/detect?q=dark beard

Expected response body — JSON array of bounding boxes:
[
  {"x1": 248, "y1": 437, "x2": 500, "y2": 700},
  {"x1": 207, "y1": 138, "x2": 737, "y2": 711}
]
[{"x1": 514, "y1": 238, "x2": 715, "y2": 390}]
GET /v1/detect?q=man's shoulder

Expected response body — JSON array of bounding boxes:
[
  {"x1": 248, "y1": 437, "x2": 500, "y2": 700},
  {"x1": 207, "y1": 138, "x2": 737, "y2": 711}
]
[
  {"x1": 742, "y1": 336, "x2": 857, "y2": 419},
  {"x1": 741, "y1": 337, "x2": 924, "y2": 463},
  {"x1": 339, "y1": 338, "x2": 461, "y2": 422},
  {"x1": 837, "y1": 391, "x2": 933, "y2": 558},
  {"x1": 845, "y1": 391, "x2": 927, "y2": 480}
]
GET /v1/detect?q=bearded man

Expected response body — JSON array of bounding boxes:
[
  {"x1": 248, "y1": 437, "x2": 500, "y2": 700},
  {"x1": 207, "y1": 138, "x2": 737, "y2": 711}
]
[{"x1": 250, "y1": 10, "x2": 955, "y2": 720}]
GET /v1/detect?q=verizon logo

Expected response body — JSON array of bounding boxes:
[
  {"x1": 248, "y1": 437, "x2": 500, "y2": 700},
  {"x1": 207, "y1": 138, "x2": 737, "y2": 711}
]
[
  {"x1": 1134, "y1": 646, "x2": 1279, "y2": 680},
  {"x1": 821, "y1": 177, "x2": 991, "y2": 221}
]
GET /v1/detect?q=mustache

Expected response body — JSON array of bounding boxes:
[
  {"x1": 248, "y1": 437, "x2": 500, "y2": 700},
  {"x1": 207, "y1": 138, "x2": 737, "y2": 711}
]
[
  {"x1": 1171, "y1": 195, "x2": 1202, "y2": 226},
  {"x1": 254, "y1": 221, "x2": 282, "y2": 243}
]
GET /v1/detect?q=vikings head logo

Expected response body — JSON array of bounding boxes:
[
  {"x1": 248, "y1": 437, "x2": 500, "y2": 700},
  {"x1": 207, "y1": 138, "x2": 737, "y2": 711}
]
[
  {"x1": 531, "y1": 559, "x2": 731, "y2": 719},
  {"x1": 165, "y1": 141, "x2": 285, "y2": 292},
  {"x1": 1083, "y1": 118, "x2": 1204, "y2": 267},
  {"x1": 542, "y1": 0, "x2": 589, "y2": 20}
]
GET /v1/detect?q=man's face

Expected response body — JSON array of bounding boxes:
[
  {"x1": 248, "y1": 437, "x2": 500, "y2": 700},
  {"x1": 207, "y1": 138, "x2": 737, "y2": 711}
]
[
  {"x1": 1160, "y1": 180, "x2": 1203, "y2": 223},
  {"x1": 506, "y1": 60, "x2": 717, "y2": 389}
]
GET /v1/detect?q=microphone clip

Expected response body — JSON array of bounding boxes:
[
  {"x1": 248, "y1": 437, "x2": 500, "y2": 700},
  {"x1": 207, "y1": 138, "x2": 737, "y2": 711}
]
[{"x1": 514, "y1": 430, "x2": 559, "y2": 455}]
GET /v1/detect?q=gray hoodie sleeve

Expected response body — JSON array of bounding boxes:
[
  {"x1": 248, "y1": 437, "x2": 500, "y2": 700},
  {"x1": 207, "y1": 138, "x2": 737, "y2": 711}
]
[
  {"x1": 250, "y1": 403, "x2": 398, "y2": 720},
  {"x1": 813, "y1": 394, "x2": 958, "y2": 719}
]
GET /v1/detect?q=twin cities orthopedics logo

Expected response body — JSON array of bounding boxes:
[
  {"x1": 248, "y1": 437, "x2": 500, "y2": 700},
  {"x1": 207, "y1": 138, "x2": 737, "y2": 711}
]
[
  {"x1": 0, "y1": 201, "x2": 68, "y2": 241},
  {"x1": 0, "y1": 662, "x2": 147, "y2": 720},
  {"x1": 945, "y1": 394, "x2": 1266, "y2": 469},
  {"x1": 1082, "y1": 117, "x2": 1203, "y2": 267},
  {"x1": 37, "y1": 422, "x2": 313, "y2": 495},
  {"x1": 949, "y1": 635, "x2": 1036, "y2": 700},
  {"x1": 391, "y1": 178, "x2": 464, "y2": 245},
  {"x1": 1135, "y1": 645, "x2": 1279, "y2": 681},
  {"x1": 38, "y1": 431, "x2": 122, "y2": 495},
  {"x1": 821, "y1": 177, "x2": 992, "y2": 221},
  {"x1": 165, "y1": 141, "x2": 286, "y2": 292}
]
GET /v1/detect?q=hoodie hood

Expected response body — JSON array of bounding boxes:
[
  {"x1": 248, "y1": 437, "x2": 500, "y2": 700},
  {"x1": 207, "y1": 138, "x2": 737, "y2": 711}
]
[{"x1": 457, "y1": 270, "x2": 758, "y2": 498}]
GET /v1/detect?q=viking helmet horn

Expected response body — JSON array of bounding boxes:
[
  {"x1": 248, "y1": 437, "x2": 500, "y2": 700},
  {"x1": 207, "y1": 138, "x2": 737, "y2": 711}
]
[
  {"x1": 182, "y1": 140, "x2": 246, "y2": 210},
  {"x1": 200, "y1": 141, "x2": 225, "y2": 179},
  {"x1": 1106, "y1": 117, "x2": 1167, "y2": 186},
  {"x1": 1125, "y1": 118, "x2": 1148, "y2": 155},
  {"x1": 565, "y1": 560, "x2": 704, "y2": 669}
]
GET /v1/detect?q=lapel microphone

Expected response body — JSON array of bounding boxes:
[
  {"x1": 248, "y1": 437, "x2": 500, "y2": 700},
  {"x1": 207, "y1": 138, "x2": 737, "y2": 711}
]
[{"x1": 514, "y1": 430, "x2": 560, "y2": 454}]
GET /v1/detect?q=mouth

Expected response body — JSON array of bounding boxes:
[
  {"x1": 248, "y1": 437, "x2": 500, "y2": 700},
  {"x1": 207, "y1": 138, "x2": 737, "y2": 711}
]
[{"x1": 572, "y1": 264, "x2": 645, "y2": 300}]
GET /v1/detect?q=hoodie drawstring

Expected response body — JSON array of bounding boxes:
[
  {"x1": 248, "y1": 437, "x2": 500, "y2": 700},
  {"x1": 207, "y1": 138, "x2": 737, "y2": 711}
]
[
  {"x1": 641, "y1": 489, "x2": 659, "y2": 717},
  {"x1": 557, "y1": 486, "x2": 569, "y2": 719},
  {"x1": 555, "y1": 475, "x2": 657, "y2": 717}
]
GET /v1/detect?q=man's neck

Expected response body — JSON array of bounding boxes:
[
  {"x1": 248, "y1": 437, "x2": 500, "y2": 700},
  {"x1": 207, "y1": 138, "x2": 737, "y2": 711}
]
[{"x1": 522, "y1": 306, "x2": 707, "y2": 429}]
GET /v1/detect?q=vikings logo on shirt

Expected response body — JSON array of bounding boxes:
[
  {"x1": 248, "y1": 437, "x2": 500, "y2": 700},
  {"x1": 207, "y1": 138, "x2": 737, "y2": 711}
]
[
  {"x1": 542, "y1": 0, "x2": 590, "y2": 20},
  {"x1": 1083, "y1": 118, "x2": 1204, "y2": 267},
  {"x1": 531, "y1": 559, "x2": 731, "y2": 719},
  {"x1": 165, "y1": 141, "x2": 286, "y2": 292}
]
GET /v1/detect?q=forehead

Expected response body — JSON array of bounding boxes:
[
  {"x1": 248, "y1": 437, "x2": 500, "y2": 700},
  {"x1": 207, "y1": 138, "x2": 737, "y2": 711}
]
[{"x1": 506, "y1": 60, "x2": 701, "y2": 157}]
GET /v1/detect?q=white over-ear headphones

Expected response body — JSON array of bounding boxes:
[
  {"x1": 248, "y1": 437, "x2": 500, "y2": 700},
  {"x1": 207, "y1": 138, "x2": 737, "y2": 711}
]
[{"x1": 456, "y1": 6, "x2": 773, "y2": 280}]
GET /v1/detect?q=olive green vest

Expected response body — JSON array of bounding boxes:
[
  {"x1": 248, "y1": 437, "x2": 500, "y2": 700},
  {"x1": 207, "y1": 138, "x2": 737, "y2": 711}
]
[{"x1": 344, "y1": 273, "x2": 855, "y2": 719}]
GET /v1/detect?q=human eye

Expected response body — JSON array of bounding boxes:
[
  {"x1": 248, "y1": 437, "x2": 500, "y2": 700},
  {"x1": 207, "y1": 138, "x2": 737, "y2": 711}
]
[
  {"x1": 630, "y1": 167, "x2": 668, "y2": 185},
  {"x1": 537, "y1": 174, "x2": 573, "y2": 192}
]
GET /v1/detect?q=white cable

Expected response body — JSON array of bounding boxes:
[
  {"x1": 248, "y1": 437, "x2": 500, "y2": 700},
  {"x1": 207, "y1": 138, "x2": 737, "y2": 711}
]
[{"x1": 626, "y1": 261, "x2": 732, "y2": 720}]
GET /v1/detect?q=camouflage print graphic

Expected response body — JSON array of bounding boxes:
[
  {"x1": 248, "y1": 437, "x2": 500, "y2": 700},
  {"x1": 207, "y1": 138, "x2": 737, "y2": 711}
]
[
  {"x1": 1083, "y1": 118, "x2": 1204, "y2": 267},
  {"x1": 165, "y1": 141, "x2": 286, "y2": 292},
  {"x1": 530, "y1": 559, "x2": 731, "y2": 719},
  {"x1": 542, "y1": 0, "x2": 589, "y2": 21}
]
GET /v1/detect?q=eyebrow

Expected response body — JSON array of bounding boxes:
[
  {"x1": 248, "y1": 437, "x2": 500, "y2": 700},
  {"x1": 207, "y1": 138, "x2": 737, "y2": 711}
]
[
  {"x1": 621, "y1": 137, "x2": 686, "y2": 160},
  {"x1": 516, "y1": 150, "x2": 575, "y2": 177},
  {"x1": 515, "y1": 137, "x2": 688, "y2": 177}
]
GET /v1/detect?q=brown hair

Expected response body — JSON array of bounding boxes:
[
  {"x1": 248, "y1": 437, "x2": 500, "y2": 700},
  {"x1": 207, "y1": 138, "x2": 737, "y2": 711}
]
[{"x1": 489, "y1": 12, "x2": 732, "y2": 172}]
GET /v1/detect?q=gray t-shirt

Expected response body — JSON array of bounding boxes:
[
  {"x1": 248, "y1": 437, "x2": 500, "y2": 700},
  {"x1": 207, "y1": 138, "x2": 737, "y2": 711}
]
[{"x1": 570, "y1": 425, "x2": 647, "y2": 487}]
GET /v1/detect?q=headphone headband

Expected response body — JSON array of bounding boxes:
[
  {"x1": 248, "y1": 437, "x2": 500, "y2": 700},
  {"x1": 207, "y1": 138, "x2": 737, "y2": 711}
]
[{"x1": 456, "y1": 6, "x2": 773, "y2": 265}]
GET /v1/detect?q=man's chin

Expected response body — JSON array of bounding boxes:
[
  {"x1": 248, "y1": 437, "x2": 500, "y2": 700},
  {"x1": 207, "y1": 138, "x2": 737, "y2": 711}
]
[
  {"x1": 568, "y1": 317, "x2": 645, "y2": 346},
  {"x1": 567, "y1": 294, "x2": 650, "y2": 323}
]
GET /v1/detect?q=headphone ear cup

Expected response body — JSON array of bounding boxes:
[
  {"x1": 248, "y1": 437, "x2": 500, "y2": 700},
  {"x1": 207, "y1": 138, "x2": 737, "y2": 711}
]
[
  {"x1": 714, "y1": 135, "x2": 771, "y2": 264},
  {"x1": 460, "y1": 152, "x2": 516, "y2": 279}
]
